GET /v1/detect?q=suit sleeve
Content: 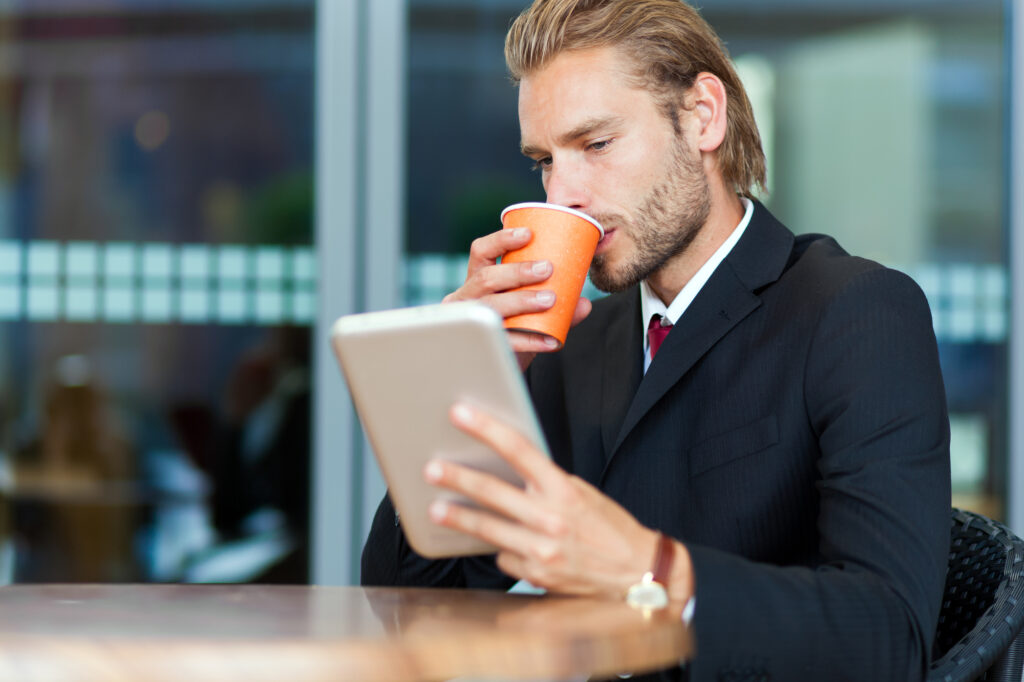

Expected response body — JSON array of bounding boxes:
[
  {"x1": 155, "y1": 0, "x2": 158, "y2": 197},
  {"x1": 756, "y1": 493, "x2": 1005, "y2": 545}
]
[
  {"x1": 686, "y1": 267, "x2": 950, "y2": 682},
  {"x1": 360, "y1": 491, "x2": 514, "y2": 589}
]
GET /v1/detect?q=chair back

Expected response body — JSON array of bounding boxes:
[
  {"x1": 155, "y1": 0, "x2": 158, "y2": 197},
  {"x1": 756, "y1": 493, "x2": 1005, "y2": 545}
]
[{"x1": 928, "y1": 508, "x2": 1024, "y2": 682}]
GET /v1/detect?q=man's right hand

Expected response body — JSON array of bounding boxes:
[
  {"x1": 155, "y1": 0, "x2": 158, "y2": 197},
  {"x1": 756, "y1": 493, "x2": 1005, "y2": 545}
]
[{"x1": 443, "y1": 227, "x2": 591, "y2": 370}]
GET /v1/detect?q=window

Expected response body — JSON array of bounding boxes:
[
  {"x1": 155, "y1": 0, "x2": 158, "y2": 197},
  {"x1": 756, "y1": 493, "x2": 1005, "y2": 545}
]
[{"x1": 0, "y1": 0, "x2": 315, "y2": 584}]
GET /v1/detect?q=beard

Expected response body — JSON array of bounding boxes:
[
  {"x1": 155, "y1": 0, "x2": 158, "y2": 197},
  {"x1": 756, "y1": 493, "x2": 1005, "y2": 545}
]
[{"x1": 587, "y1": 136, "x2": 711, "y2": 293}]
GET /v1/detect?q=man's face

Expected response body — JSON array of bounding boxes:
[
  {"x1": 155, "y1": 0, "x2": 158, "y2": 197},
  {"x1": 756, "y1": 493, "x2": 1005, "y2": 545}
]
[{"x1": 518, "y1": 46, "x2": 711, "y2": 293}]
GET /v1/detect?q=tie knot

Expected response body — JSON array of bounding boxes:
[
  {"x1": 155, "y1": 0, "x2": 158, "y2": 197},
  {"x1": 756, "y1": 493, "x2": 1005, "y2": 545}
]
[{"x1": 648, "y1": 315, "x2": 673, "y2": 359}]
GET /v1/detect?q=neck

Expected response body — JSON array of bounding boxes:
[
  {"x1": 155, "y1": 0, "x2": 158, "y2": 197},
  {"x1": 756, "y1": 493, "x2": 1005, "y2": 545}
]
[{"x1": 645, "y1": 181, "x2": 745, "y2": 305}]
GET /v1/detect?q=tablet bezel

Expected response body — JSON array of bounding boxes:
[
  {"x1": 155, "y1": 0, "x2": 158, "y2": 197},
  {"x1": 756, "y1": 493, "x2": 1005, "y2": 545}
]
[{"x1": 331, "y1": 302, "x2": 549, "y2": 558}]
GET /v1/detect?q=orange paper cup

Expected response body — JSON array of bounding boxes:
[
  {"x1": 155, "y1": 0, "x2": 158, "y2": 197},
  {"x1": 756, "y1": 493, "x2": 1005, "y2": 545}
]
[{"x1": 500, "y1": 202, "x2": 604, "y2": 347}]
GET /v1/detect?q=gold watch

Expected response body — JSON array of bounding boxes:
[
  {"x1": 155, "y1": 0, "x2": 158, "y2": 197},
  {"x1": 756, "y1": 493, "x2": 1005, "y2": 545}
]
[{"x1": 626, "y1": 532, "x2": 673, "y2": 610}]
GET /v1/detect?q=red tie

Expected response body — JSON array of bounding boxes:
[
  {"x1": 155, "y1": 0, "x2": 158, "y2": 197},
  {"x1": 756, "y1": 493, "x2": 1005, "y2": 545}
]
[{"x1": 648, "y1": 315, "x2": 673, "y2": 359}]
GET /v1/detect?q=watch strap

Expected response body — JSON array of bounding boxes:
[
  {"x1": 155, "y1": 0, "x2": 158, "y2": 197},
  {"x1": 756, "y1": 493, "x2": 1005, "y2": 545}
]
[{"x1": 651, "y1": 532, "x2": 674, "y2": 586}]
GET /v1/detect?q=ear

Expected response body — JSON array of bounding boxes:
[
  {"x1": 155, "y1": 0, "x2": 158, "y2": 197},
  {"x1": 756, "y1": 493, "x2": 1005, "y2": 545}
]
[{"x1": 684, "y1": 72, "x2": 728, "y2": 153}]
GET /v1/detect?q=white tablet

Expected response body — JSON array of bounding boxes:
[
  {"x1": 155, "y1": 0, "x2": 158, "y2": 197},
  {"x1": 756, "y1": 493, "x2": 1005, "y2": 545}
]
[{"x1": 330, "y1": 301, "x2": 550, "y2": 558}]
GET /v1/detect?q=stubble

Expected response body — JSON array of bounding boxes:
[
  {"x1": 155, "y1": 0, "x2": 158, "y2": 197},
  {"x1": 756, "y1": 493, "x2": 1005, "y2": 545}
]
[{"x1": 588, "y1": 136, "x2": 711, "y2": 293}]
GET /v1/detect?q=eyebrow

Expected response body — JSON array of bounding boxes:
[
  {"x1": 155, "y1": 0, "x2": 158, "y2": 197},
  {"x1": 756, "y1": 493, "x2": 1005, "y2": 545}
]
[{"x1": 520, "y1": 115, "x2": 625, "y2": 157}]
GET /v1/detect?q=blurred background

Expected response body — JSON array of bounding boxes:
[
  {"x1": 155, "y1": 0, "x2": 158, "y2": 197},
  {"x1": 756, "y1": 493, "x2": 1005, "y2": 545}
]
[{"x1": 0, "y1": 0, "x2": 1020, "y2": 586}]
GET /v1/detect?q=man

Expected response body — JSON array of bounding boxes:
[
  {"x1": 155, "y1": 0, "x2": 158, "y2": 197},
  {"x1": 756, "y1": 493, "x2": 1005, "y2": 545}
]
[{"x1": 362, "y1": 1, "x2": 951, "y2": 680}]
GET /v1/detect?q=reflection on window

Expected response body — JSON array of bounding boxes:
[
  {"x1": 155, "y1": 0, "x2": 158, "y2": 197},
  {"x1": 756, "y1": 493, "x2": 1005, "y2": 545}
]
[
  {"x1": 0, "y1": 240, "x2": 316, "y2": 325},
  {"x1": 0, "y1": 1, "x2": 315, "y2": 585}
]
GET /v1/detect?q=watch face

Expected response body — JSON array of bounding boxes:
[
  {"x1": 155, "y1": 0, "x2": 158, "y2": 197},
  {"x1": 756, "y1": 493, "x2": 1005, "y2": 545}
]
[{"x1": 626, "y1": 582, "x2": 669, "y2": 610}]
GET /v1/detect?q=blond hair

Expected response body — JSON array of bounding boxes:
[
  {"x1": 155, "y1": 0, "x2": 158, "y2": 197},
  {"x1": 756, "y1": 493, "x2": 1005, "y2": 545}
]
[{"x1": 506, "y1": 0, "x2": 766, "y2": 197}]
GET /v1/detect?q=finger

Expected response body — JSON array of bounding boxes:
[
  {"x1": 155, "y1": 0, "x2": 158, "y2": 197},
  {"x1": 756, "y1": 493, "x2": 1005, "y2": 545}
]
[
  {"x1": 424, "y1": 459, "x2": 566, "y2": 536},
  {"x1": 472, "y1": 285, "x2": 555, "y2": 317},
  {"x1": 495, "y1": 551, "x2": 559, "y2": 591},
  {"x1": 515, "y1": 350, "x2": 538, "y2": 372},
  {"x1": 495, "y1": 551, "x2": 528, "y2": 583},
  {"x1": 466, "y1": 228, "x2": 533, "y2": 275},
  {"x1": 428, "y1": 498, "x2": 559, "y2": 561},
  {"x1": 509, "y1": 297, "x2": 588, "y2": 355},
  {"x1": 508, "y1": 330, "x2": 560, "y2": 354},
  {"x1": 446, "y1": 290, "x2": 561, "y2": 345},
  {"x1": 456, "y1": 260, "x2": 553, "y2": 302},
  {"x1": 495, "y1": 552, "x2": 580, "y2": 597},
  {"x1": 442, "y1": 260, "x2": 552, "y2": 305},
  {"x1": 449, "y1": 403, "x2": 563, "y2": 491},
  {"x1": 447, "y1": 290, "x2": 561, "y2": 352},
  {"x1": 570, "y1": 297, "x2": 592, "y2": 328}
]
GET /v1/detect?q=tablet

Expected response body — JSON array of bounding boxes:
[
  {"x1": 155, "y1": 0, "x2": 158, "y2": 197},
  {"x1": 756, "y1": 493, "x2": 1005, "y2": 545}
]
[{"x1": 330, "y1": 301, "x2": 550, "y2": 558}]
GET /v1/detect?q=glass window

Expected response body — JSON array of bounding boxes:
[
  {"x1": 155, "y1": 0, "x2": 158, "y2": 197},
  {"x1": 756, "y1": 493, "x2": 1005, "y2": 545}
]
[
  {"x1": 0, "y1": 1, "x2": 314, "y2": 583},
  {"x1": 700, "y1": 1, "x2": 1008, "y2": 521}
]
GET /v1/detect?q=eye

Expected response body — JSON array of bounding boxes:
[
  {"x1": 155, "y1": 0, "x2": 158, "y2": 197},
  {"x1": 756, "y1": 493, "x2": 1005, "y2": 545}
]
[
  {"x1": 588, "y1": 139, "x2": 612, "y2": 152},
  {"x1": 530, "y1": 157, "x2": 552, "y2": 172}
]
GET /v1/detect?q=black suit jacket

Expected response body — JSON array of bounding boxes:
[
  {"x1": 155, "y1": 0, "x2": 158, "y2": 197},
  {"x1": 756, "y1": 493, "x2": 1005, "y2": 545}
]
[{"x1": 362, "y1": 202, "x2": 951, "y2": 682}]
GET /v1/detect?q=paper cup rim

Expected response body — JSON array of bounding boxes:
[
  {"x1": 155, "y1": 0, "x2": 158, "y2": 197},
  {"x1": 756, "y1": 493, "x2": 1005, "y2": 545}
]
[{"x1": 500, "y1": 202, "x2": 604, "y2": 238}]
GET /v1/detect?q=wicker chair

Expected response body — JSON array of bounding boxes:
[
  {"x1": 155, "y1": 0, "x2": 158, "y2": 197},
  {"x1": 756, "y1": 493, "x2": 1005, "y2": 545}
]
[{"x1": 928, "y1": 508, "x2": 1024, "y2": 682}]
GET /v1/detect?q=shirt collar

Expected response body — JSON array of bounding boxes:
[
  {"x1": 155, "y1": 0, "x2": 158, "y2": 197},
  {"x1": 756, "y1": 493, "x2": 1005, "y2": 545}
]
[{"x1": 641, "y1": 197, "x2": 754, "y2": 365}]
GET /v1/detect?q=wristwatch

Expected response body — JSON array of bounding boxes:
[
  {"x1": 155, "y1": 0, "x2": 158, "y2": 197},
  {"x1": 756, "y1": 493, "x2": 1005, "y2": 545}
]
[{"x1": 626, "y1": 532, "x2": 673, "y2": 610}]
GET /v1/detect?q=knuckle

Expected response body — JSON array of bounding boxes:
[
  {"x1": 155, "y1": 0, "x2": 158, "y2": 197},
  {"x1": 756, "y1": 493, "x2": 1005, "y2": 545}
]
[
  {"x1": 544, "y1": 513, "x2": 569, "y2": 537},
  {"x1": 554, "y1": 485, "x2": 585, "y2": 515},
  {"x1": 449, "y1": 505, "x2": 475, "y2": 531},
  {"x1": 468, "y1": 235, "x2": 488, "y2": 255},
  {"x1": 563, "y1": 476, "x2": 588, "y2": 500},
  {"x1": 522, "y1": 289, "x2": 551, "y2": 309},
  {"x1": 450, "y1": 466, "x2": 477, "y2": 491},
  {"x1": 475, "y1": 267, "x2": 497, "y2": 292},
  {"x1": 531, "y1": 542, "x2": 562, "y2": 566},
  {"x1": 564, "y1": 475, "x2": 585, "y2": 491},
  {"x1": 471, "y1": 475, "x2": 500, "y2": 500},
  {"x1": 523, "y1": 563, "x2": 547, "y2": 586}
]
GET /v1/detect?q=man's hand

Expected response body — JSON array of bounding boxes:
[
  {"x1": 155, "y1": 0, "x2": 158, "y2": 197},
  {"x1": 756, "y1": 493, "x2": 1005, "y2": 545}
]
[
  {"x1": 424, "y1": 403, "x2": 694, "y2": 603},
  {"x1": 443, "y1": 228, "x2": 591, "y2": 370}
]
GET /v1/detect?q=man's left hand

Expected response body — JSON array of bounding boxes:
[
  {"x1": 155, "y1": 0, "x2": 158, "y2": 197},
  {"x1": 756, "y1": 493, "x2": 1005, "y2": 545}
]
[{"x1": 424, "y1": 403, "x2": 693, "y2": 602}]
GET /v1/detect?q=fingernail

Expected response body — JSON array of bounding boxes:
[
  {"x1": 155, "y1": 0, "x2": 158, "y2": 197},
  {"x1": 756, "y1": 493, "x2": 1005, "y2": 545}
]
[
  {"x1": 424, "y1": 460, "x2": 443, "y2": 482},
  {"x1": 535, "y1": 290, "x2": 555, "y2": 305},
  {"x1": 542, "y1": 335, "x2": 559, "y2": 348},
  {"x1": 512, "y1": 227, "x2": 530, "y2": 240},
  {"x1": 451, "y1": 402, "x2": 475, "y2": 424},
  {"x1": 531, "y1": 260, "x2": 551, "y2": 276},
  {"x1": 429, "y1": 500, "x2": 448, "y2": 522}
]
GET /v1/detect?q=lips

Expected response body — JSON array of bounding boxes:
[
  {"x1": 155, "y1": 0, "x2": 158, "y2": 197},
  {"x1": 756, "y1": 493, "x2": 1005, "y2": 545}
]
[{"x1": 595, "y1": 228, "x2": 615, "y2": 255}]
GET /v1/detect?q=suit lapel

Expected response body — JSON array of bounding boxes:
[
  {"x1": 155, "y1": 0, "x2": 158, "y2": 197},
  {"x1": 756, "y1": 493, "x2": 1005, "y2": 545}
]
[
  {"x1": 600, "y1": 291, "x2": 643, "y2": 458},
  {"x1": 605, "y1": 202, "x2": 796, "y2": 460},
  {"x1": 609, "y1": 268, "x2": 759, "y2": 456}
]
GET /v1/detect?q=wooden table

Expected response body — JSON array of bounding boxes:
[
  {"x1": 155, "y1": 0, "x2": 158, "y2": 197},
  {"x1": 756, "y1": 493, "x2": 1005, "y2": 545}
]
[{"x1": 0, "y1": 584, "x2": 692, "y2": 681}]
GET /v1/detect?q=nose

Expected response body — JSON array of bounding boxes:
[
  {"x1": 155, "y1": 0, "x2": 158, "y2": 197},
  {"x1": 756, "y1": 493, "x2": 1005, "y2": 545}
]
[{"x1": 543, "y1": 160, "x2": 589, "y2": 211}]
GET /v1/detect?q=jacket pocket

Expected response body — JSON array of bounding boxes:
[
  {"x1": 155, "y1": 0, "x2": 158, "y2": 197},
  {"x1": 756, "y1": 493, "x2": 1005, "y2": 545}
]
[{"x1": 689, "y1": 414, "x2": 779, "y2": 476}]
